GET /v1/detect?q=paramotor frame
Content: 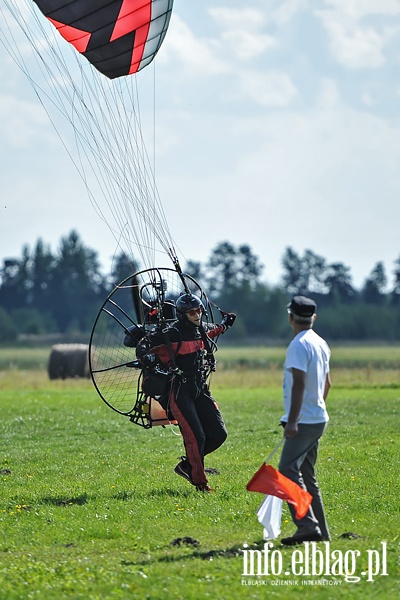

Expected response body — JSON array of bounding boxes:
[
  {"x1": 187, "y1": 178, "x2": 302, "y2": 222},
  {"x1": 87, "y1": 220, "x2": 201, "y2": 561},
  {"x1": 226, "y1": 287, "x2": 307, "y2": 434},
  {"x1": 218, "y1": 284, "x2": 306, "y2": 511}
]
[{"x1": 89, "y1": 266, "x2": 218, "y2": 427}]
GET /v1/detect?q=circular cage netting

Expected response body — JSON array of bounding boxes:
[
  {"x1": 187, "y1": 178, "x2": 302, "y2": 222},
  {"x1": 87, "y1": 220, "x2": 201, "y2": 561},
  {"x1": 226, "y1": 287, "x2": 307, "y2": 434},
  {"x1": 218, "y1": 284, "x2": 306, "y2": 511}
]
[{"x1": 89, "y1": 267, "x2": 214, "y2": 418}]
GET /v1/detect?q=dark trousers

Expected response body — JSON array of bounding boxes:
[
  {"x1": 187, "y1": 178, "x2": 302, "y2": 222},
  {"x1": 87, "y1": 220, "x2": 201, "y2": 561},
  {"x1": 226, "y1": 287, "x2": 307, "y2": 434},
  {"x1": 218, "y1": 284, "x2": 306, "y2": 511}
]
[
  {"x1": 279, "y1": 422, "x2": 330, "y2": 539},
  {"x1": 169, "y1": 378, "x2": 227, "y2": 486}
]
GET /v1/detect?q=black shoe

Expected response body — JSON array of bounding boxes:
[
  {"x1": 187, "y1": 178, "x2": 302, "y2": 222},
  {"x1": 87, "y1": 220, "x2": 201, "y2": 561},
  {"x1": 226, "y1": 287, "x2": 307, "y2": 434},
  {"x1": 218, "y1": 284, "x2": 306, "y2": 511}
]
[
  {"x1": 174, "y1": 458, "x2": 212, "y2": 491},
  {"x1": 281, "y1": 531, "x2": 323, "y2": 546},
  {"x1": 174, "y1": 458, "x2": 194, "y2": 485}
]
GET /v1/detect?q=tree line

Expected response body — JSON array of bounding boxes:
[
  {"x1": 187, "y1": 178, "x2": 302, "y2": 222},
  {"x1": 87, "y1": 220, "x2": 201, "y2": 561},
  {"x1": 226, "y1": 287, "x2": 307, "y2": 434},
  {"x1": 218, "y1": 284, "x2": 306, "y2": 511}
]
[{"x1": 1, "y1": 231, "x2": 400, "y2": 342}]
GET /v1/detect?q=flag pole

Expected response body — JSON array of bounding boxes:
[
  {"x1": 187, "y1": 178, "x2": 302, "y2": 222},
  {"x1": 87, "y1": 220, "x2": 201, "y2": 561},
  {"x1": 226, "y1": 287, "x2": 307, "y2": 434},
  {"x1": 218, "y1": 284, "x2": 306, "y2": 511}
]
[{"x1": 264, "y1": 438, "x2": 284, "y2": 465}]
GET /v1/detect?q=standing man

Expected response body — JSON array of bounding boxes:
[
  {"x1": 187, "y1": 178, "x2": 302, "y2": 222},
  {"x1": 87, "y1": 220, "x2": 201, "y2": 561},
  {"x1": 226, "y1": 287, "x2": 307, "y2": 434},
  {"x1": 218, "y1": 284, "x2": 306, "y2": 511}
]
[{"x1": 279, "y1": 296, "x2": 331, "y2": 545}]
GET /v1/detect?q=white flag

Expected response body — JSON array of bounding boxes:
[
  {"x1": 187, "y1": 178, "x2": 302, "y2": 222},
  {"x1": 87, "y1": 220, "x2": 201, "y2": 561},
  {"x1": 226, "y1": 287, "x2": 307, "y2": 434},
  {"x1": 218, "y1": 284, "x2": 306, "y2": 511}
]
[{"x1": 256, "y1": 494, "x2": 283, "y2": 540}]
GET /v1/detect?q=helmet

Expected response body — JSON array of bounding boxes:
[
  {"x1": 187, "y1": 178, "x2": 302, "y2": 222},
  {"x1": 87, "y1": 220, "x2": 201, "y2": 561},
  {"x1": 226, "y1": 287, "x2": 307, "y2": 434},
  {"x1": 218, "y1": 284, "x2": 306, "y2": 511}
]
[{"x1": 175, "y1": 293, "x2": 204, "y2": 321}]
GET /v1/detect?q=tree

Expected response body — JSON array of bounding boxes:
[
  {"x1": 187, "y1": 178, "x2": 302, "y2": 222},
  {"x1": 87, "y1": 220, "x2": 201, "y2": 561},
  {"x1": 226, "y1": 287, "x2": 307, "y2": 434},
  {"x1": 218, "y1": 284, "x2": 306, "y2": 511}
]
[
  {"x1": 206, "y1": 241, "x2": 237, "y2": 296},
  {"x1": 0, "y1": 247, "x2": 31, "y2": 311},
  {"x1": 324, "y1": 262, "x2": 356, "y2": 303},
  {"x1": 238, "y1": 244, "x2": 264, "y2": 287},
  {"x1": 0, "y1": 306, "x2": 17, "y2": 342},
  {"x1": 302, "y1": 249, "x2": 328, "y2": 294},
  {"x1": 281, "y1": 247, "x2": 302, "y2": 294},
  {"x1": 391, "y1": 256, "x2": 400, "y2": 305},
  {"x1": 362, "y1": 262, "x2": 387, "y2": 305},
  {"x1": 49, "y1": 230, "x2": 105, "y2": 332},
  {"x1": 1, "y1": 232, "x2": 400, "y2": 342},
  {"x1": 206, "y1": 241, "x2": 263, "y2": 297},
  {"x1": 185, "y1": 260, "x2": 204, "y2": 285},
  {"x1": 11, "y1": 308, "x2": 55, "y2": 335},
  {"x1": 110, "y1": 252, "x2": 140, "y2": 289},
  {"x1": 281, "y1": 247, "x2": 327, "y2": 294},
  {"x1": 30, "y1": 239, "x2": 56, "y2": 313}
]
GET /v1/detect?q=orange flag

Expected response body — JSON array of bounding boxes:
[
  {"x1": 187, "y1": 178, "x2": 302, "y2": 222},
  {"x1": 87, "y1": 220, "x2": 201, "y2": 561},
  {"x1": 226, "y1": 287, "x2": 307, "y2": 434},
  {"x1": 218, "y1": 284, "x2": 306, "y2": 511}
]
[{"x1": 247, "y1": 463, "x2": 312, "y2": 520}]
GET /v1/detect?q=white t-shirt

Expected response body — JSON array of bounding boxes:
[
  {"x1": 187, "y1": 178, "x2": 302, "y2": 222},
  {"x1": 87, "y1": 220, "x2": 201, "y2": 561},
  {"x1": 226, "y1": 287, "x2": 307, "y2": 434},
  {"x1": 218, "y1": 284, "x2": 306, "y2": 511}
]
[{"x1": 282, "y1": 329, "x2": 330, "y2": 424}]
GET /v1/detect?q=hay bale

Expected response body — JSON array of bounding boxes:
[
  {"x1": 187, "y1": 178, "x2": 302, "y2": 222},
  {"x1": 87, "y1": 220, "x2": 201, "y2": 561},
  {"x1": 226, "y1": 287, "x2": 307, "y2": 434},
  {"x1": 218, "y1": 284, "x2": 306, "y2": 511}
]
[{"x1": 48, "y1": 344, "x2": 90, "y2": 380}]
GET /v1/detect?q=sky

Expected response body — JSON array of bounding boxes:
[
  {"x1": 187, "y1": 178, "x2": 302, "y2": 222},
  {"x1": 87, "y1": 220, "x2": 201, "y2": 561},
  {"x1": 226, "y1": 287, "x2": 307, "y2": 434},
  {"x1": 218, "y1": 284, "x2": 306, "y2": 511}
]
[{"x1": 1, "y1": 0, "x2": 400, "y2": 289}]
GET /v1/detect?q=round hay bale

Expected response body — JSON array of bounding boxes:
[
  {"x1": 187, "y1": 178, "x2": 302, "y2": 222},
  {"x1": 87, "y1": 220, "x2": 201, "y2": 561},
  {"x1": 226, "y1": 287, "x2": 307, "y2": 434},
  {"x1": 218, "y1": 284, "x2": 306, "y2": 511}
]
[{"x1": 48, "y1": 344, "x2": 90, "y2": 380}]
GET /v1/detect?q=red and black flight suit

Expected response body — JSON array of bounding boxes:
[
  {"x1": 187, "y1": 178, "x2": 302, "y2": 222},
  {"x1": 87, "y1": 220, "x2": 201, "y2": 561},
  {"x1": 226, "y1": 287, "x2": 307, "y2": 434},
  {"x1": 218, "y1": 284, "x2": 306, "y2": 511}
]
[{"x1": 137, "y1": 319, "x2": 228, "y2": 489}]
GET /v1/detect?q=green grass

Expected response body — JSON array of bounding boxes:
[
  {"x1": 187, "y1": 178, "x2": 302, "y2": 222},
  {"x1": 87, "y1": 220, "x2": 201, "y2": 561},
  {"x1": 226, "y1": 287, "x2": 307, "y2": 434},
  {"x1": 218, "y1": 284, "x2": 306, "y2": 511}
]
[
  {"x1": 3, "y1": 343, "x2": 400, "y2": 372},
  {"x1": 0, "y1": 364, "x2": 399, "y2": 599},
  {"x1": 0, "y1": 347, "x2": 51, "y2": 371},
  {"x1": 217, "y1": 344, "x2": 400, "y2": 370}
]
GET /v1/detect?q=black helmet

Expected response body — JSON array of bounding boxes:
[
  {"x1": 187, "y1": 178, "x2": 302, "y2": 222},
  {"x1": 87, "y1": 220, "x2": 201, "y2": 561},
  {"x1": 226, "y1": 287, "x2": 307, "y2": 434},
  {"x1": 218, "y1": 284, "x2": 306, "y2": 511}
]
[{"x1": 175, "y1": 293, "x2": 204, "y2": 321}]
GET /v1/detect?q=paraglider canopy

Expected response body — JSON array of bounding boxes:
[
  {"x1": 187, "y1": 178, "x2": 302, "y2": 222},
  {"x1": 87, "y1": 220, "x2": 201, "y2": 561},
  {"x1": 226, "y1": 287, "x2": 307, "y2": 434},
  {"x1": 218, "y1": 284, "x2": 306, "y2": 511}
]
[
  {"x1": 34, "y1": 0, "x2": 174, "y2": 78},
  {"x1": 2, "y1": 0, "x2": 177, "y2": 268}
]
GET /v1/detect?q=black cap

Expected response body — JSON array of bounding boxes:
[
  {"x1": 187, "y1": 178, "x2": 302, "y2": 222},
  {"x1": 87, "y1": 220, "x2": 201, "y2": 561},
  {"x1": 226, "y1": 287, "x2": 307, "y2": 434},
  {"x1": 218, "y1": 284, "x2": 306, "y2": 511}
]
[{"x1": 287, "y1": 296, "x2": 316, "y2": 318}]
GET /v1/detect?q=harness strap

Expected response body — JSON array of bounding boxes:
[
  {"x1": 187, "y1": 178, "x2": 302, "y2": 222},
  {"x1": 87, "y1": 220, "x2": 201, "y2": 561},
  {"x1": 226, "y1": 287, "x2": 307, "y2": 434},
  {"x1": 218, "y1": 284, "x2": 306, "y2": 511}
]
[{"x1": 198, "y1": 324, "x2": 216, "y2": 372}]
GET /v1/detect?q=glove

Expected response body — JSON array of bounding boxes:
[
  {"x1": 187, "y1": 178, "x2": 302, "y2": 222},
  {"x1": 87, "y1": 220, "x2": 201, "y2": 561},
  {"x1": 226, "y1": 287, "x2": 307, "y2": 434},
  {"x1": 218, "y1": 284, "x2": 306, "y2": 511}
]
[
  {"x1": 221, "y1": 312, "x2": 236, "y2": 329},
  {"x1": 141, "y1": 353, "x2": 158, "y2": 368}
]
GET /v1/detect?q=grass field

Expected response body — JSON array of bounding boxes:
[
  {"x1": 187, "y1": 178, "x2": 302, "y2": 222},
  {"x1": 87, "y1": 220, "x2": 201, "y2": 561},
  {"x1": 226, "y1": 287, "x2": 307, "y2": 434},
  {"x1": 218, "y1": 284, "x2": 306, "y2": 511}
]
[
  {"x1": 3, "y1": 343, "x2": 400, "y2": 372},
  {"x1": 0, "y1": 347, "x2": 399, "y2": 599}
]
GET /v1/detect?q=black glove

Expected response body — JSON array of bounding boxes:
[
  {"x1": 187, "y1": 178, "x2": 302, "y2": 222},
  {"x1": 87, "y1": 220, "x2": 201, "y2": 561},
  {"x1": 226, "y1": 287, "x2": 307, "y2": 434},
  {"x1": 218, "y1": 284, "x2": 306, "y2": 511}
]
[
  {"x1": 141, "y1": 353, "x2": 158, "y2": 368},
  {"x1": 221, "y1": 312, "x2": 236, "y2": 329}
]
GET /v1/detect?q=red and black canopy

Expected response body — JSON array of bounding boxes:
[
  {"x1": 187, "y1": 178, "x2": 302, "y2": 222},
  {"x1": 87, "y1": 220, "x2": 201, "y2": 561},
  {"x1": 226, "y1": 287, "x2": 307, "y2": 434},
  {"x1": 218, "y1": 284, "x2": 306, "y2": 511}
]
[{"x1": 34, "y1": 0, "x2": 174, "y2": 79}]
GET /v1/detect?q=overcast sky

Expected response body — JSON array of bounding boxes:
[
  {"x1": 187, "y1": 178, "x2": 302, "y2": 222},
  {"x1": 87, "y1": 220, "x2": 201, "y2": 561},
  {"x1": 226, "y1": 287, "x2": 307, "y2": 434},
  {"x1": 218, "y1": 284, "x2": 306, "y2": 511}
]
[{"x1": 1, "y1": 0, "x2": 400, "y2": 289}]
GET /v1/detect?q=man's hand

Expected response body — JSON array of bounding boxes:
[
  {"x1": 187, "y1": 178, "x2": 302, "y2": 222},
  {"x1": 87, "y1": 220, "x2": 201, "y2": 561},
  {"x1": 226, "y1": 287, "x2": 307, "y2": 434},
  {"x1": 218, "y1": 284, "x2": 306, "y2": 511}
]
[
  {"x1": 221, "y1": 312, "x2": 236, "y2": 329},
  {"x1": 141, "y1": 353, "x2": 157, "y2": 367},
  {"x1": 284, "y1": 421, "x2": 298, "y2": 439}
]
